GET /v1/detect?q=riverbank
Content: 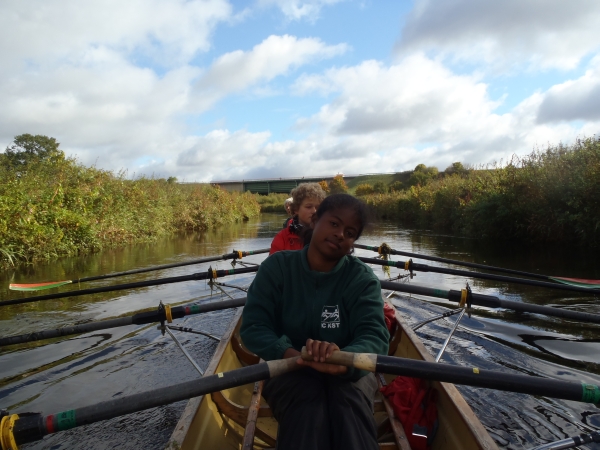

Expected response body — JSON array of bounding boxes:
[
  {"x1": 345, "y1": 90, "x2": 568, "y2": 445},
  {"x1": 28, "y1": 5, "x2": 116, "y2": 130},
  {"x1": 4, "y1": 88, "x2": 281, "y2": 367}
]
[
  {"x1": 0, "y1": 156, "x2": 260, "y2": 268},
  {"x1": 363, "y1": 137, "x2": 600, "y2": 246}
]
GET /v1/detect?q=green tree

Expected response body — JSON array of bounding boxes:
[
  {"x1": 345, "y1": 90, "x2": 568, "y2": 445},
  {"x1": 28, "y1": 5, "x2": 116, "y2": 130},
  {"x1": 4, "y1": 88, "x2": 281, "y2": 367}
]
[
  {"x1": 167, "y1": 176, "x2": 178, "y2": 184},
  {"x1": 373, "y1": 181, "x2": 387, "y2": 194},
  {"x1": 445, "y1": 162, "x2": 469, "y2": 177},
  {"x1": 355, "y1": 183, "x2": 374, "y2": 196},
  {"x1": 328, "y1": 174, "x2": 348, "y2": 194},
  {"x1": 389, "y1": 181, "x2": 404, "y2": 192},
  {"x1": 408, "y1": 164, "x2": 439, "y2": 187},
  {"x1": 2, "y1": 134, "x2": 65, "y2": 170}
]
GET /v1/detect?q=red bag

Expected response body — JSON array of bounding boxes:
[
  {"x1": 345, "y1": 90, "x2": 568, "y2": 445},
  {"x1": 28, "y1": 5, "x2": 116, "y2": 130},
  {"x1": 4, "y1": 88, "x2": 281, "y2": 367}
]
[
  {"x1": 383, "y1": 302, "x2": 396, "y2": 333},
  {"x1": 380, "y1": 376, "x2": 438, "y2": 450}
]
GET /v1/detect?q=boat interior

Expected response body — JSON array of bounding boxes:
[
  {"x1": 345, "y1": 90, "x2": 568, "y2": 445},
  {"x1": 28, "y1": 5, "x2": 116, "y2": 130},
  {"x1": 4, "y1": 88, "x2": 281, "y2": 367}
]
[{"x1": 167, "y1": 303, "x2": 498, "y2": 450}]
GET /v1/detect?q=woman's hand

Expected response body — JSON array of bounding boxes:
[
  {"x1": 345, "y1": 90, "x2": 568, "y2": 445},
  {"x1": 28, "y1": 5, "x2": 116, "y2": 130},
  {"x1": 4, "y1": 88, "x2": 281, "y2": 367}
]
[{"x1": 297, "y1": 339, "x2": 347, "y2": 375}]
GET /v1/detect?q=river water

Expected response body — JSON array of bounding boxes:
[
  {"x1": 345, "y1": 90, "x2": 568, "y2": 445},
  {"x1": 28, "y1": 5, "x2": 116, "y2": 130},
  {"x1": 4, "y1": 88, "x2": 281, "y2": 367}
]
[{"x1": 0, "y1": 213, "x2": 599, "y2": 449}]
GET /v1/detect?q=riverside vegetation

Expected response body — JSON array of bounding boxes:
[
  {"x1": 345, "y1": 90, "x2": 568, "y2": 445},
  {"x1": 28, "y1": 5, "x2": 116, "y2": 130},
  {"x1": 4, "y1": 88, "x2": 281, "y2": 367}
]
[
  {"x1": 0, "y1": 134, "x2": 260, "y2": 268},
  {"x1": 358, "y1": 137, "x2": 600, "y2": 246}
]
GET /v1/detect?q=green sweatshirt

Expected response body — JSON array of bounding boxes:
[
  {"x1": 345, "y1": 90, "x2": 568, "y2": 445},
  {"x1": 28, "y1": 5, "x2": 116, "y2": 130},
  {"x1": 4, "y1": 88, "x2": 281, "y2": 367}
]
[{"x1": 240, "y1": 247, "x2": 390, "y2": 381}]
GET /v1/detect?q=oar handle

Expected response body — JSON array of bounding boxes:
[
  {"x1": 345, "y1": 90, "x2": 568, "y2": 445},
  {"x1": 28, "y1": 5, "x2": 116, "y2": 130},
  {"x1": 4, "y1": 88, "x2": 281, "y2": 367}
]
[{"x1": 300, "y1": 347, "x2": 377, "y2": 371}]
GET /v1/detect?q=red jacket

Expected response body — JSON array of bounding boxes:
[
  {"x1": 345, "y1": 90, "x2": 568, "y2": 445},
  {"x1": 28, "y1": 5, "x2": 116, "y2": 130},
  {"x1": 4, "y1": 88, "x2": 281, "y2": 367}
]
[{"x1": 270, "y1": 227, "x2": 304, "y2": 254}]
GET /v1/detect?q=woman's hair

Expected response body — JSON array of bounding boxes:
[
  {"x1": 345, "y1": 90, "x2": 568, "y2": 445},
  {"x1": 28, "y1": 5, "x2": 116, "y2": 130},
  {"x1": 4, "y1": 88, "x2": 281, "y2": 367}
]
[
  {"x1": 302, "y1": 194, "x2": 369, "y2": 246},
  {"x1": 290, "y1": 183, "x2": 326, "y2": 214}
]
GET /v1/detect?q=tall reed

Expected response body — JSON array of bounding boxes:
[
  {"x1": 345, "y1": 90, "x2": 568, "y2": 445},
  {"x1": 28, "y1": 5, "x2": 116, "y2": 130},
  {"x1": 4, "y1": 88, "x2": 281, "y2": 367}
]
[
  {"x1": 0, "y1": 158, "x2": 260, "y2": 268},
  {"x1": 365, "y1": 137, "x2": 600, "y2": 246}
]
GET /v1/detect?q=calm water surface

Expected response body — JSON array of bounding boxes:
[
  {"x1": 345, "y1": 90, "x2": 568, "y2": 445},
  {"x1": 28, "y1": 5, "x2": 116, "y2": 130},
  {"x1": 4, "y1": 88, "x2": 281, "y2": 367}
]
[{"x1": 0, "y1": 213, "x2": 599, "y2": 449}]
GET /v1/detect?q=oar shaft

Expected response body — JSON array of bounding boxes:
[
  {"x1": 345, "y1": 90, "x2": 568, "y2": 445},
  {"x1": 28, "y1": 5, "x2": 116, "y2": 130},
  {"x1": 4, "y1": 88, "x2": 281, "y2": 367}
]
[
  {"x1": 355, "y1": 244, "x2": 550, "y2": 281},
  {"x1": 362, "y1": 257, "x2": 599, "y2": 294},
  {"x1": 0, "y1": 266, "x2": 258, "y2": 307},
  {"x1": 7, "y1": 358, "x2": 299, "y2": 447},
  {"x1": 0, "y1": 297, "x2": 247, "y2": 347},
  {"x1": 75, "y1": 249, "x2": 268, "y2": 283},
  {"x1": 380, "y1": 280, "x2": 600, "y2": 324},
  {"x1": 301, "y1": 349, "x2": 600, "y2": 406}
]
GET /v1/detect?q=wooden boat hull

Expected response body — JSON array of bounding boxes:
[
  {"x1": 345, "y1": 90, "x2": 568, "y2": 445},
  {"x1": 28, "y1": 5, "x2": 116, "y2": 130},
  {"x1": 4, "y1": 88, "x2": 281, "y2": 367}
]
[{"x1": 167, "y1": 304, "x2": 498, "y2": 450}]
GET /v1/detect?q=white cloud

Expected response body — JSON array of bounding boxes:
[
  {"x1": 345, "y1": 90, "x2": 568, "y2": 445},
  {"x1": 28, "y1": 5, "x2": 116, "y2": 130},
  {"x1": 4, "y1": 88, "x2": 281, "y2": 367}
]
[
  {"x1": 257, "y1": 0, "x2": 344, "y2": 21},
  {"x1": 397, "y1": 0, "x2": 600, "y2": 70},
  {"x1": 1, "y1": 1, "x2": 597, "y2": 183},
  {"x1": 537, "y1": 57, "x2": 600, "y2": 123},
  {"x1": 177, "y1": 129, "x2": 272, "y2": 179},
  {"x1": 0, "y1": 0, "x2": 232, "y2": 70},
  {"x1": 0, "y1": 7, "x2": 347, "y2": 176},
  {"x1": 0, "y1": 48, "x2": 200, "y2": 169},
  {"x1": 286, "y1": 54, "x2": 599, "y2": 174},
  {"x1": 294, "y1": 55, "x2": 504, "y2": 142},
  {"x1": 191, "y1": 35, "x2": 348, "y2": 111}
]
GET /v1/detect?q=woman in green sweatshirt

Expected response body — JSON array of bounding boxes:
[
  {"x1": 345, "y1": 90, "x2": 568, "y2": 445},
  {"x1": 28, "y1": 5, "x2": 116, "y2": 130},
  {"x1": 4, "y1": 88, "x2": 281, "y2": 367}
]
[{"x1": 241, "y1": 194, "x2": 390, "y2": 450}]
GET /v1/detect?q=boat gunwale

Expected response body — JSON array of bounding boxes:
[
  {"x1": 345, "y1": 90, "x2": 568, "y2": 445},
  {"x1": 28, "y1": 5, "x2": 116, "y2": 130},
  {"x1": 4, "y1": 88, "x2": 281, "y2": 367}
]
[{"x1": 166, "y1": 307, "x2": 244, "y2": 449}]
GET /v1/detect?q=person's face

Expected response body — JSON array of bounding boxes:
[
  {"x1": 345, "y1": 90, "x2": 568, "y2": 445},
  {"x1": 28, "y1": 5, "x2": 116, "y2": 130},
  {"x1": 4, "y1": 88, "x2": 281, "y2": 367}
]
[
  {"x1": 309, "y1": 208, "x2": 361, "y2": 260},
  {"x1": 297, "y1": 197, "x2": 320, "y2": 226}
]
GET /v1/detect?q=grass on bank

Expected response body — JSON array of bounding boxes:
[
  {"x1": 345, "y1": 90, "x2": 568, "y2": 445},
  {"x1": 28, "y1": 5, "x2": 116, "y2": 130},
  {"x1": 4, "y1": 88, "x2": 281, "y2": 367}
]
[
  {"x1": 362, "y1": 137, "x2": 600, "y2": 246},
  {"x1": 0, "y1": 144, "x2": 260, "y2": 268},
  {"x1": 255, "y1": 193, "x2": 289, "y2": 213}
]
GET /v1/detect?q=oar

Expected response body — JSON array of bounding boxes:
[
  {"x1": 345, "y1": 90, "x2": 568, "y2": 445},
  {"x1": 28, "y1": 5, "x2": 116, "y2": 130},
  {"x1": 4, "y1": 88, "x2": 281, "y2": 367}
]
[
  {"x1": 355, "y1": 243, "x2": 600, "y2": 288},
  {"x1": 360, "y1": 257, "x2": 600, "y2": 295},
  {"x1": 0, "y1": 266, "x2": 258, "y2": 307},
  {"x1": 380, "y1": 280, "x2": 600, "y2": 324},
  {"x1": 0, "y1": 297, "x2": 247, "y2": 347},
  {"x1": 300, "y1": 348, "x2": 600, "y2": 406},
  {"x1": 0, "y1": 358, "x2": 299, "y2": 448},
  {"x1": 9, "y1": 249, "x2": 268, "y2": 292},
  {"x1": 530, "y1": 431, "x2": 600, "y2": 450}
]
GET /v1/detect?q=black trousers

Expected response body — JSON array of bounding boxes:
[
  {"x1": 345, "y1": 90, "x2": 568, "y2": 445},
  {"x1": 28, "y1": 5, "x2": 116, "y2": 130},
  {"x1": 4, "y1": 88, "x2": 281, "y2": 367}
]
[{"x1": 262, "y1": 368, "x2": 379, "y2": 450}]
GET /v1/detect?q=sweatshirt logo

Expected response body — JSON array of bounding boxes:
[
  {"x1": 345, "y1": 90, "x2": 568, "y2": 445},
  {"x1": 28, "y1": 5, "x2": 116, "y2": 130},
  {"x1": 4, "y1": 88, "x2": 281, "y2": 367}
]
[{"x1": 321, "y1": 305, "x2": 340, "y2": 329}]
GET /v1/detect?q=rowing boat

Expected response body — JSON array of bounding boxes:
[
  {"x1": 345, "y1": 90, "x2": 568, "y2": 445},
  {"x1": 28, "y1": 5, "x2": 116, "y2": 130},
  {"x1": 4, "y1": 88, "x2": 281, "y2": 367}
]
[{"x1": 166, "y1": 299, "x2": 499, "y2": 450}]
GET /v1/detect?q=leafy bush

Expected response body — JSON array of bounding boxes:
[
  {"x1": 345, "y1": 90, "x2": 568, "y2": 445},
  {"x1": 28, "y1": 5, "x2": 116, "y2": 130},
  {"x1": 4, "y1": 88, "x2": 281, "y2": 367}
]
[
  {"x1": 254, "y1": 193, "x2": 289, "y2": 212},
  {"x1": 318, "y1": 180, "x2": 330, "y2": 194},
  {"x1": 444, "y1": 162, "x2": 469, "y2": 177},
  {"x1": 407, "y1": 164, "x2": 439, "y2": 187},
  {"x1": 355, "y1": 184, "x2": 375, "y2": 196},
  {"x1": 373, "y1": 181, "x2": 387, "y2": 194},
  {"x1": 329, "y1": 175, "x2": 348, "y2": 194},
  {"x1": 389, "y1": 181, "x2": 404, "y2": 192}
]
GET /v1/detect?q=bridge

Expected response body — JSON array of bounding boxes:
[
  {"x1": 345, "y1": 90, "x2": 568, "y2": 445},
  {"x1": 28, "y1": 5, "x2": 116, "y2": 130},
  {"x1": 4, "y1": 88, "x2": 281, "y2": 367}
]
[{"x1": 209, "y1": 174, "x2": 358, "y2": 195}]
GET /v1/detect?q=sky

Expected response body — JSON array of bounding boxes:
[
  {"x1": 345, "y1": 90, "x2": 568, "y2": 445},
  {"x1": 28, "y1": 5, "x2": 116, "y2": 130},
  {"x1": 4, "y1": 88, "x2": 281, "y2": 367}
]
[{"x1": 1, "y1": 0, "x2": 599, "y2": 182}]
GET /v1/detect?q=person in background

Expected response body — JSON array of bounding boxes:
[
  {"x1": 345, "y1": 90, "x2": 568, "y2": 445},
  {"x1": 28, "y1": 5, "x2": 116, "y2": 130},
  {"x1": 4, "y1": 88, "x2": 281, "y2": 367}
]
[
  {"x1": 270, "y1": 182, "x2": 326, "y2": 254},
  {"x1": 282, "y1": 197, "x2": 293, "y2": 228},
  {"x1": 241, "y1": 194, "x2": 389, "y2": 450}
]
